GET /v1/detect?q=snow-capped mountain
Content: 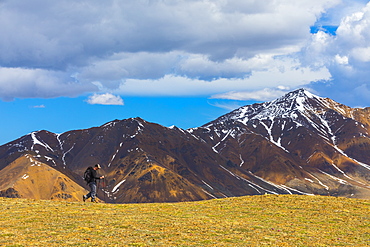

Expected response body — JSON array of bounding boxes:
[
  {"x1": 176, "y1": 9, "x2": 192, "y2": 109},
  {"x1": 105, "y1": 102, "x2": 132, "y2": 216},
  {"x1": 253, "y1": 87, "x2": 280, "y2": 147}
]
[
  {"x1": 191, "y1": 89, "x2": 370, "y2": 198},
  {"x1": 201, "y1": 88, "x2": 367, "y2": 149},
  {"x1": 1, "y1": 89, "x2": 370, "y2": 202}
]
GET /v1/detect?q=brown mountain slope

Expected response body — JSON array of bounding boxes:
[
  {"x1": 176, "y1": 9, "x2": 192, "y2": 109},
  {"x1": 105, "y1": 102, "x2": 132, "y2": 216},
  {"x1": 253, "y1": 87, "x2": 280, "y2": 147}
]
[
  {"x1": 192, "y1": 89, "x2": 370, "y2": 199},
  {"x1": 0, "y1": 154, "x2": 88, "y2": 201},
  {"x1": 85, "y1": 120, "x2": 289, "y2": 202},
  {"x1": 0, "y1": 118, "x2": 290, "y2": 203}
]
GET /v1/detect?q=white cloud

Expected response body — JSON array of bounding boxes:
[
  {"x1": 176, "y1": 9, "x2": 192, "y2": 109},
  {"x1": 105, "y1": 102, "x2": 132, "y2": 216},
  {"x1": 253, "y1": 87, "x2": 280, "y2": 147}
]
[
  {"x1": 351, "y1": 47, "x2": 370, "y2": 62},
  {"x1": 1, "y1": 0, "x2": 369, "y2": 106},
  {"x1": 313, "y1": 0, "x2": 366, "y2": 26},
  {"x1": 207, "y1": 101, "x2": 245, "y2": 111},
  {"x1": 78, "y1": 51, "x2": 276, "y2": 84},
  {"x1": 211, "y1": 88, "x2": 290, "y2": 102},
  {"x1": 334, "y1": 2, "x2": 370, "y2": 61},
  {"x1": 86, "y1": 93, "x2": 124, "y2": 105},
  {"x1": 1, "y1": 1, "x2": 338, "y2": 69},
  {"x1": 335, "y1": 54, "x2": 349, "y2": 64},
  {"x1": 0, "y1": 67, "x2": 96, "y2": 101},
  {"x1": 32, "y1": 105, "x2": 46, "y2": 108},
  {"x1": 112, "y1": 57, "x2": 330, "y2": 97},
  {"x1": 305, "y1": 1, "x2": 370, "y2": 106}
]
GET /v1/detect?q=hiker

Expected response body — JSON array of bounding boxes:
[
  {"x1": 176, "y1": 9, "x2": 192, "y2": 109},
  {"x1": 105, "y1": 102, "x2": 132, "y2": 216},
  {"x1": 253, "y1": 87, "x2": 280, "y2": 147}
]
[{"x1": 83, "y1": 164, "x2": 104, "y2": 202}]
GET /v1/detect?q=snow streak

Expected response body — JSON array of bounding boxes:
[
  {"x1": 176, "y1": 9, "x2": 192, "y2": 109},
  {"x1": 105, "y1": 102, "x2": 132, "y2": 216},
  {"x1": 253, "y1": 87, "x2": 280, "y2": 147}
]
[{"x1": 30, "y1": 132, "x2": 54, "y2": 152}]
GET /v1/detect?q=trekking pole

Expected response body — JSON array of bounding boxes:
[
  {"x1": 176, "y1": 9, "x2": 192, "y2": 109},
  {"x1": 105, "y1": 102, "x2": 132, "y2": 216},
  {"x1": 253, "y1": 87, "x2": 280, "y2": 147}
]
[{"x1": 103, "y1": 177, "x2": 106, "y2": 203}]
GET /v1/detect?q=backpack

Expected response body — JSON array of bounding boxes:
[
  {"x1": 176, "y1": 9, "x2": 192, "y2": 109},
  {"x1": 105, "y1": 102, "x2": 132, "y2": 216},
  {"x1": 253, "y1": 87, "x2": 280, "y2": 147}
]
[{"x1": 83, "y1": 167, "x2": 93, "y2": 184}]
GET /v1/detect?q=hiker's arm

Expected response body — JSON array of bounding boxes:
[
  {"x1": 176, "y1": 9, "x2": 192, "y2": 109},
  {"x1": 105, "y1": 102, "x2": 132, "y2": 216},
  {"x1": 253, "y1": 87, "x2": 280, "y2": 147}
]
[{"x1": 92, "y1": 170, "x2": 104, "y2": 179}]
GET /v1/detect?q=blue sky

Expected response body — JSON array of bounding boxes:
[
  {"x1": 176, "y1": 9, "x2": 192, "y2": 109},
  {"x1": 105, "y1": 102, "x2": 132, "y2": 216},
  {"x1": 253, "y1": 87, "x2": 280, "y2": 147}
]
[{"x1": 1, "y1": 0, "x2": 370, "y2": 145}]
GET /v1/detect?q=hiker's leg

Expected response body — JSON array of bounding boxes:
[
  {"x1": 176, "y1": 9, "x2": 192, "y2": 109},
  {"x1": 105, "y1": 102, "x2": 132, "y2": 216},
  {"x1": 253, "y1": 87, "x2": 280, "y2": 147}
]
[
  {"x1": 86, "y1": 182, "x2": 95, "y2": 199},
  {"x1": 90, "y1": 182, "x2": 97, "y2": 201}
]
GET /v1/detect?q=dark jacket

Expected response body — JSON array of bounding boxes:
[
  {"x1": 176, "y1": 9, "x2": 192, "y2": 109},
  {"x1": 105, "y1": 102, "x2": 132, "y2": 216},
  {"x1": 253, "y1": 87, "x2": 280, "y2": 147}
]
[{"x1": 86, "y1": 167, "x2": 101, "y2": 184}]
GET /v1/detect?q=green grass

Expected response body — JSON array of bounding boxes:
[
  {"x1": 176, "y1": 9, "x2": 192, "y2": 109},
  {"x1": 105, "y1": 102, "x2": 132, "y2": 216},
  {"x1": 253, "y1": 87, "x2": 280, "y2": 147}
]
[{"x1": 0, "y1": 195, "x2": 369, "y2": 246}]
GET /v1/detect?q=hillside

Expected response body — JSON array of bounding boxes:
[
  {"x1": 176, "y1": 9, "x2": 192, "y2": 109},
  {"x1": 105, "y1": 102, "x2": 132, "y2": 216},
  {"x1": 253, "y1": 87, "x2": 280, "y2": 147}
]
[
  {"x1": 0, "y1": 155, "x2": 87, "y2": 201},
  {"x1": 0, "y1": 195, "x2": 369, "y2": 246},
  {"x1": 1, "y1": 89, "x2": 370, "y2": 203}
]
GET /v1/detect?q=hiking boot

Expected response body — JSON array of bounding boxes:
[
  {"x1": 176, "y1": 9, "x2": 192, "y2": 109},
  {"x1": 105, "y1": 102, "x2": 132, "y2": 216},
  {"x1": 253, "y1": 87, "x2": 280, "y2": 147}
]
[
  {"x1": 91, "y1": 199, "x2": 98, "y2": 203},
  {"x1": 83, "y1": 195, "x2": 87, "y2": 202}
]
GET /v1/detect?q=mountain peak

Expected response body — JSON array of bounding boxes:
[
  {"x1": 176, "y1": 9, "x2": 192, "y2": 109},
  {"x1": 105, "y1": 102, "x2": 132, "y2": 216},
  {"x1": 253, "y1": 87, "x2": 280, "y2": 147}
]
[
  {"x1": 283, "y1": 88, "x2": 316, "y2": 98},
  {"x1": 214, "y1": 89, "x2": 322, "y2": 125},
  {"x1": 272, "y1": 88, "x2": 321, "y2": 107},
  {"x1": 263, "y1": 88, "x2": 323, "y2": 116}
]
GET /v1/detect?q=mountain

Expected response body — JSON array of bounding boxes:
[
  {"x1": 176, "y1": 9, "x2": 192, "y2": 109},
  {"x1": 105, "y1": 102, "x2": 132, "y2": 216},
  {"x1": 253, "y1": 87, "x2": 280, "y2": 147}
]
[
  {"x1": 191, "y1": 89, "x2": 370, "y2": 198},
  {"x1": 0, "y1": 154, "x2": 87, "y2": 201},
  {"x1": 1, "y1": 89, "x2": 370, "y2": 202},
  {"x1": 0, "y1": 118, "x2": 289, "y2": 203}
]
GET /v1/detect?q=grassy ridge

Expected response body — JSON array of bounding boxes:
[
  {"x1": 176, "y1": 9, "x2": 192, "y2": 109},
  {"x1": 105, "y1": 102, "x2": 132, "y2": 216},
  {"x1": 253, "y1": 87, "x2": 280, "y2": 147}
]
[{"x1": 0, "y1": 195, "x2": 369, "y2": 246}]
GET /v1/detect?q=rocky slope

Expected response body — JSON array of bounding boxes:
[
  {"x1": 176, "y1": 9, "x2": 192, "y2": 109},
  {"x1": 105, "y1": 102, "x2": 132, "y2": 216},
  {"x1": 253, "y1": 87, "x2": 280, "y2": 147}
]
[
  {"x1": 191, "y1": 89, "x2": 370, "y2": 198},
  {"x1": 0, "y1": 154, "x2": 87, "y2": 201}
]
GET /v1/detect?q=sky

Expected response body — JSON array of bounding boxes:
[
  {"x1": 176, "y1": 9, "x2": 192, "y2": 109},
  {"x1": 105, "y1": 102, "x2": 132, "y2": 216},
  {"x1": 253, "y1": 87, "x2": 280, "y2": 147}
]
[{"x1": 1, "y1": 0, "x2": 370, "y2": 145}]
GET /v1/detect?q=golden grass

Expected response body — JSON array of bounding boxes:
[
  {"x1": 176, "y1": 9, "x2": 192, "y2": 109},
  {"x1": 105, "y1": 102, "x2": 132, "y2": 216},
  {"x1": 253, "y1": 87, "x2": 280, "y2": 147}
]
[{"x1": 0, "y1": 195, "x2": 369, "y2": 246}]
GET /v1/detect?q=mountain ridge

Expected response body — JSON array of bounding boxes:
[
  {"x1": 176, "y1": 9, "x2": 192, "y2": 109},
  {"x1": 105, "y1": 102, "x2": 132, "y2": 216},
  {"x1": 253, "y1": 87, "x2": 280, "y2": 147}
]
[{"x1": 1, "y1": 89, "x2": 370, "y2": 202}]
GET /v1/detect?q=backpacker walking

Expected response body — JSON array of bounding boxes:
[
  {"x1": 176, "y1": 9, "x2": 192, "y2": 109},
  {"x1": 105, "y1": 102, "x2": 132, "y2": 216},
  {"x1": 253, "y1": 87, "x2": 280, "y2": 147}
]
[{"x1": 83, "y1": 164, "x2": 104, "y2": 203}]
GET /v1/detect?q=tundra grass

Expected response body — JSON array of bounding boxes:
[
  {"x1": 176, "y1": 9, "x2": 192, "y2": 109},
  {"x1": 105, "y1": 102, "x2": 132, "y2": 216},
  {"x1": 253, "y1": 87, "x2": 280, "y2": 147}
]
[{"x1": 0, "y1": 195, "x2": 369, "y2": 246}]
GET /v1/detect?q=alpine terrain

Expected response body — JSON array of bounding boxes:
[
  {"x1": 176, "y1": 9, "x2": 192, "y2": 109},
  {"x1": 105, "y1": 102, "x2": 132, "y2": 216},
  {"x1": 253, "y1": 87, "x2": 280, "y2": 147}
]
[{"x1": 1, "y1": 89, "x2": 370, "y2": 203}]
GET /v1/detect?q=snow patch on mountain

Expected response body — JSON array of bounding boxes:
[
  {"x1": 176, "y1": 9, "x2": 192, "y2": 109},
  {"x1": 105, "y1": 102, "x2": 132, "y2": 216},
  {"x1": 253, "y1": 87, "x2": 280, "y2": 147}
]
[
  {"x1": 201, "y1": 89, "x2": 358, "y2": 153},
  {"x1": 30, "y1": 132, "x2": 54, "y2": 152},
  {"x1": 108, "y1": 142, "x2": 124, "y2": 167},
  {"x1": 112, "y1": 179, "x2": 126, "y2": 193}
]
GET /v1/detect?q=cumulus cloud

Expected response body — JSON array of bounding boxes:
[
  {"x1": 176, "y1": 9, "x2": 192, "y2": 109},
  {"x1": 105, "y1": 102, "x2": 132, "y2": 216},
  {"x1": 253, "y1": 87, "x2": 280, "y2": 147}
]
[
  {"x1": 110, "y1": 57, "x2": 330, "y2": 97},
  {"x1": 0, "y1": 67, "x2": 96, "y2": 101},
  {"x1": 1, "y1": 0, "x2": 369, "y2": 106},
  {"x1": 86, "y1": 93, "x2": 124, "y2": 105},
  {"x1": 306, "y1": 1, "x2": 370, "y2": 105},
  {"x1": 0, "y1": 2, "x2": 337, "y2": 66}
]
